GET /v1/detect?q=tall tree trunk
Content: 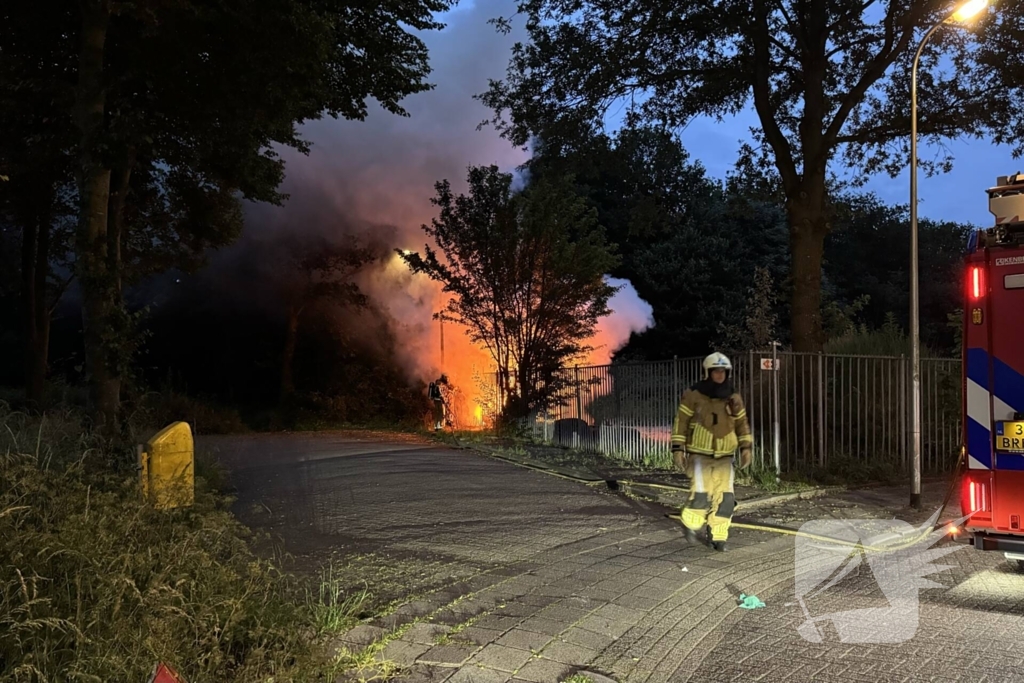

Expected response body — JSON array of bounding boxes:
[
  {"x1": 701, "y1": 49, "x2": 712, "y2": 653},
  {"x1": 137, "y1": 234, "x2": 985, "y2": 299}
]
[
  {"x1": 786, "y1": 176, "x2": 830, "y2": 353},
  {"x1": 22, "y1": 217, "x2": 53, "y2": 405},
  {"x1": 280, "y1": 306, "x2": 301, "y2": 400},
  {"x1": 22, "y1": 220, "x2": 41, "y2": 405},
  {"x1": 108, "y1": 149, "x2": 135, "y2": 297},
  {"x1": 74, "y1": 0, "x2": 119, "y2": 434}
]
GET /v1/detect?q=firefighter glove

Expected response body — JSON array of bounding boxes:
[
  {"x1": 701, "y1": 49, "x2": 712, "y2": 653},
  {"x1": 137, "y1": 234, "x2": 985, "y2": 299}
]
[
  {"x1": 672, "y1": 447, "x2": 688, "y2": 472},
  {"x1": 738, "y1": 448, "x2": 752, "y2": 470}
]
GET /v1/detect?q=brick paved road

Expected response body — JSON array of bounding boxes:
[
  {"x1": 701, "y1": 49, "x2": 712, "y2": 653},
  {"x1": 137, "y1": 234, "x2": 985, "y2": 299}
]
[{"x1": 207, "y1": 433, "x2": 1024, "y2": 683}]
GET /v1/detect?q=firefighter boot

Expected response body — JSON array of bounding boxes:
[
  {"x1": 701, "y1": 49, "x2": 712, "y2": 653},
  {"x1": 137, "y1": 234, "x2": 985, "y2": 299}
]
[
  {"x1": 712, "y1": 540, "x2": 728, "y2": 552},
  {"x1": 681, "y1": 499, "x2": 708, "y2": 545}
]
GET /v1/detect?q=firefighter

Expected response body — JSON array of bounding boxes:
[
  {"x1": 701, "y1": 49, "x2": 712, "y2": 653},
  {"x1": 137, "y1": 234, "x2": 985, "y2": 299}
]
[
  {"x1": 670, "y1": 352, "x2": 753, "y2": 552},
  {"x1": 428, "y1": 375, "x2": 449, "y2": 431}
]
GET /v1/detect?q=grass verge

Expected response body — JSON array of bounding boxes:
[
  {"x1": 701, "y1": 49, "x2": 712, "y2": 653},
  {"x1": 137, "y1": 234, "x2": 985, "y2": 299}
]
[
  {"x1": 0, "y1": 405, "x2": 376, "y2": 683},
  {"x1": 467, "y1": 431, "x2": 909, "y2": 495}
]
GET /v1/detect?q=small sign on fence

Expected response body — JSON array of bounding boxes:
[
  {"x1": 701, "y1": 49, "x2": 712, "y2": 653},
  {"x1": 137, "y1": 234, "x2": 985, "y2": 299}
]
[{"x1": 760, "y1": 358, "x2": 781, "y2": 371}]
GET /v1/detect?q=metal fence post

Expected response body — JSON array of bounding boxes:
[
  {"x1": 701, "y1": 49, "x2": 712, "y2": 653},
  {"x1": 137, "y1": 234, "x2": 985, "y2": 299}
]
[
  {"x1": 772, "y1": 342, "x2": 781, "y2": 479},
  {"x1": 673, "y1": 355, "x2": 679, "y2": 402},
  {"x1": 748, "y1": 349, "x2": 755, "y2": 404},
  {"x1": 574, "y1": 365, "x2": 583, "y2": 423},
  {"x1": 900, "y1": 354, "x2": 908, "y2": 470},
  {"x1": 818, "y1": 352, "x2": 826, "y2": 468}
]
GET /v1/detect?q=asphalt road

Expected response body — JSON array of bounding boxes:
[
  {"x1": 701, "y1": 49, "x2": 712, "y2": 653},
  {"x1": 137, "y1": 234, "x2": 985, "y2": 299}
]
[{"x1": 205, "y1": 432, "x2": 1024, "y2": 683}]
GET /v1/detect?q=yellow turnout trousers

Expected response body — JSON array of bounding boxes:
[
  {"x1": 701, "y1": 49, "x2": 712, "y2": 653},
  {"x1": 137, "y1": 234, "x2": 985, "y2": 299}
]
[{"x1": 681, "y1": 454, "x2": 736, "y2": 542}]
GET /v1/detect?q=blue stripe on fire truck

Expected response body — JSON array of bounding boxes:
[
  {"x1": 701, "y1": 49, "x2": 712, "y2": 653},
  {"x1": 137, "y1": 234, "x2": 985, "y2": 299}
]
[
  {"x1": 964, "y1": 350, "x2": 1024, "y2": 471},
  {"x1": 966, "y1": 348, "x2": 993, "y2": 470},
  {"x1": 993, "y1": 357, "x2": 1024, "y2": 418},
  {"x1": 966, "y1": 348, "x2": 990, "y2": 390}
]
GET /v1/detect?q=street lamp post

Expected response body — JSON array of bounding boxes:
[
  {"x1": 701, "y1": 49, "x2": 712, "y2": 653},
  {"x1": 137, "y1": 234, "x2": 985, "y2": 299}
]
[{"x1": 909, "y1": 0, "x2": 989, "y2": 509}]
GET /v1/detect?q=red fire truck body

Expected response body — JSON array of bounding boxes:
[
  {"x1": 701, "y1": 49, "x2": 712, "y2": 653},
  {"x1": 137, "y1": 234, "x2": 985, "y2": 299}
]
[{"x1": 961, "y1": 173, "x2": 1024, "y2": 565}]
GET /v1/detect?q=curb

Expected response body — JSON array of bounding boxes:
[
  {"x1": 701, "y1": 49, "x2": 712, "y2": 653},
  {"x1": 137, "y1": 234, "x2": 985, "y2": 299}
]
[
  {"x1": 464, "y1": 443, "x2": 846, "y2": 511},
  {"x1": 734, "y1": 486, "x2": 848, "y2": 511},
  {"x1": 619, "y1": 478, "x2": 844, "y2": 512},
  {"x1": 470, "y1": 445, "x2": 607, "y2": 485}
]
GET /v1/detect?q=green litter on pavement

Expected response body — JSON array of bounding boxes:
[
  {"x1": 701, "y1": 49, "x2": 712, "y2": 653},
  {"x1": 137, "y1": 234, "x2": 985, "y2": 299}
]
[{"x1": 738, "y1": 593, "x2": 766, "y2": 609}]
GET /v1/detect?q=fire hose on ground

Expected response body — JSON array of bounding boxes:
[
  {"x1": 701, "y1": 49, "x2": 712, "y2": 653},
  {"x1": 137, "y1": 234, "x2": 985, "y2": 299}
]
[{"x1": 475, "y1": 441, "x2": 969, "y2": 555}]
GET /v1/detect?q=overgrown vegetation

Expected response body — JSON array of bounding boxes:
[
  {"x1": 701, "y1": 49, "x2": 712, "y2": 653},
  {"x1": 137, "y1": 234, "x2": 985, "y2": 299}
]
[
  {"x1": 824, "y1": 313, "x2": 938, "y2": 357},
  {"x1": 733, "y1": 451, "x2": 906, "y2": 491},
  {"x1": 795, "y1": 455, "x2": 905, "y2": 488},
  {"x1": 479, "y1": 428, "x2": 907, "y2": 495},
  {"x1": 0, "y1": 407, "x2": 373, "y2": 682}
]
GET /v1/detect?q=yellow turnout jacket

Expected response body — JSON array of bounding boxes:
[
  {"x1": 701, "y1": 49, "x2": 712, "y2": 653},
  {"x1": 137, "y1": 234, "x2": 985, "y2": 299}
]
[{"x1": 671, "y1": 385, "x2": 752, "y2": 457}]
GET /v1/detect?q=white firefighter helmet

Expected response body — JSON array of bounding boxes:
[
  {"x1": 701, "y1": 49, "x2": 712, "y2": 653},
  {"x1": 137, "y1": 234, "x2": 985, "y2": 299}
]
[{"x1": 702, "y1": 352, "x2": 732, "y2": 378}]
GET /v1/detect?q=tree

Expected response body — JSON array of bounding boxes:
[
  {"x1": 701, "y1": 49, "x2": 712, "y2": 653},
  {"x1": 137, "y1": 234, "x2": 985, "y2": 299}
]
[
  {"x1": 401, "y1": 165, "x2": 619, "y2": 418},
  {"x1": 825, "y1": 192, "x2": 972, "y2": 352},
  {"x1": 527, "y1": 126, "x2": 719, "y2": 282},
  {"x1": 527, "y1": 126, "x2": 789, "y2": 359},
  {"x1": 480, "y1": 0, "x2": 1024, "y2": 351},
  {"x1": 0, "y1": 25, "x2": 77, "y2": 405},
  {"x1": 2, "y1": 0, "x2": 450, "y2": 431},
  {"x1": 277, "y1": 236, "x2": 375, "y2": 400},
  {"x1": 718, "y1": 266, "x2": 781, "y2": 351}
]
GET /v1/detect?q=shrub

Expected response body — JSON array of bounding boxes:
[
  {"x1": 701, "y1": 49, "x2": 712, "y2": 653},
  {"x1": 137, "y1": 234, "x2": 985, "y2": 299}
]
[
  {"x1": 0, "y1": 408, "x2": 339, "y2": 683},
  {"x1": 134, "y1": 389, "x2": 249, "y2": 436},
  {"x1": 824, "y1": 313, "x2": 939, "y2": 358}
]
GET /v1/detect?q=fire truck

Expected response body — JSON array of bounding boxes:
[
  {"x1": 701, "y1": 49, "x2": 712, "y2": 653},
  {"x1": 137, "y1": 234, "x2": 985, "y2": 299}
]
[{"x1": 961, "y1": 172, "x2": 1024, "y2": 567}]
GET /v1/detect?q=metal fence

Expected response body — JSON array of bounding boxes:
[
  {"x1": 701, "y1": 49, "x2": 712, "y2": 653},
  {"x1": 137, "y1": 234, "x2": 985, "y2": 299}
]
[{"x1": 521, "y1": 351, "x2": 962, "y2": 474}]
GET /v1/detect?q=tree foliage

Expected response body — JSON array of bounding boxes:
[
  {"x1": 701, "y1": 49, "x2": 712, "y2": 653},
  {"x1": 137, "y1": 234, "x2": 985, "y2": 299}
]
[
  {"x1": 526, "y1": 125, "x2": 971, "y2": 360},
  {"x1": 277, "y1": 235, "x2": 377, "y2": 399},
  {"x1": 527, "y1": 127, "x2": 790, "y2": 360},
  {"x1": 0, "y1": 0, "x2": 451, "y2": 429},
  {"x1": 825, "y1": 192, "x2": 973, "y2": 352},
  {"x1": 402, "y1": 165, "x2": 619, "y2": 418},
  {"x1": 480, "y1": 0, "x2": 1024, "y2": 351}
]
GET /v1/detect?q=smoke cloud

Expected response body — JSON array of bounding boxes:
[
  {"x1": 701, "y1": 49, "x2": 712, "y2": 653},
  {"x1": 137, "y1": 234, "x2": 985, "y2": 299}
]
[{"x1": 236, "y1": 0, "x2": 652, "y2": 419}]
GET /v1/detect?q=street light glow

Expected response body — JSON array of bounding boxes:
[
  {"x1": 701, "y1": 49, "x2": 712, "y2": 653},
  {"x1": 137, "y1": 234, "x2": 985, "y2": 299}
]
[{"x1": 950, "y1": 0, "x2": 989, "y2": 22}]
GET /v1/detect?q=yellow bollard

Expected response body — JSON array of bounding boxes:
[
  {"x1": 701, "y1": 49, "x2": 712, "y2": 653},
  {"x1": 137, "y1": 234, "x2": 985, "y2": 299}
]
[{"x1": 139, "y1": 422, "x2": 195, "y2": 510}]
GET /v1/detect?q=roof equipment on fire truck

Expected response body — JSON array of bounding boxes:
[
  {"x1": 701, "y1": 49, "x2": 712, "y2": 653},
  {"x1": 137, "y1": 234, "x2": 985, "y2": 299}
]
[
  {"x1": 987, "y1": 173, "x2": 1024, "y2": 227},
  {"x1": 979, "y1": 173, "x2": 1024, "y2": 248}
]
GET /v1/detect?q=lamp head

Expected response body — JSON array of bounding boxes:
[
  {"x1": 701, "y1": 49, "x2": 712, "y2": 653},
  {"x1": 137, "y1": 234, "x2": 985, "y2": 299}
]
[{"x1": 949, "y1": 0, "x2": 989, "y2": 23}]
